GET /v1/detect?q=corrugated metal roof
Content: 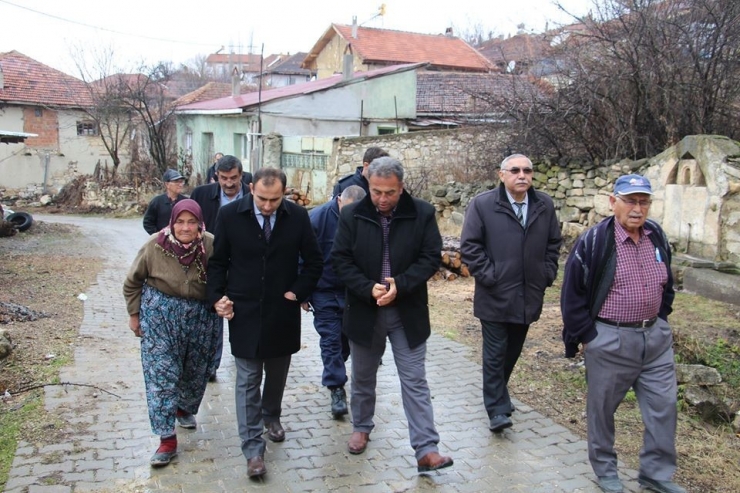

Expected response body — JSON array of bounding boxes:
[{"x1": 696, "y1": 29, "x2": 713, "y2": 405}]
[{"x1": 176, "y1": 62, "x2": 424, "y2": 113}]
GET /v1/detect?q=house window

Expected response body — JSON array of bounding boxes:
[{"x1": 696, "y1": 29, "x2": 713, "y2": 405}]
[
  {"x1": 35, "y1": 108, "x2": 43, "y2": 117},
  {"x1": 378, "y1": 127, "x2": 397, "y2": 135},
  {"x1": 234, "y1": 133, "x2": 245, "y2": 160},
  {"x1": 185, "y1": 130, "x2": 193, "y2": 156},
  {"x1": 76, "y1": 121, "x2": 98, "y2": 136}
]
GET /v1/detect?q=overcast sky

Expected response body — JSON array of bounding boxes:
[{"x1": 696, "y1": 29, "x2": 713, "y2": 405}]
[{"x1": 0, "y1": 0, "x2": 594, "y2": 76}]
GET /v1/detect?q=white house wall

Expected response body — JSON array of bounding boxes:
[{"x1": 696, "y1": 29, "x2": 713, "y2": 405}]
[{"x1": 0, "y1": 106, "x2": 123, "y2": 191}]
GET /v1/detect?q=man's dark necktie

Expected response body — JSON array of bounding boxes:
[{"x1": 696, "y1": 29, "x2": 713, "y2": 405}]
[
  {"x1": 263, "y1": 215, "x2": 272, "y2": 242},
  {"x1": 514, "y1": 202, "x2": 525, "y2": 227}
]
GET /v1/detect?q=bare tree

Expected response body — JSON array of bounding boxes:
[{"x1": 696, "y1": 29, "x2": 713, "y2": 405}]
[
  {"x1": 452, "y1": 19, "x2": 499, "y2": 46},
  {"x1": 174, "y1": 53, "x2": 224, "y2": 95},
  {"x1": 120, "y1": 62, "x2": 180, "y2": 174},
  {"x1": 71, "y1": 46, "x2": 133, "y2": 175},
  {"x1": 481, "y1": 0, "x2": 740, "y2": 160}
]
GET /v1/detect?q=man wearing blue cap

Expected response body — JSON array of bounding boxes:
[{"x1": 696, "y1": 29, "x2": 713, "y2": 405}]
[{"x1": 561, "y1": 174, "x2": 684, "y2": 493}]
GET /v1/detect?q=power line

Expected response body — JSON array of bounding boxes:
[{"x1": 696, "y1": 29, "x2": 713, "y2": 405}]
[{"x1": 0, "y1": 0, "x2": 216, "y2": 47}]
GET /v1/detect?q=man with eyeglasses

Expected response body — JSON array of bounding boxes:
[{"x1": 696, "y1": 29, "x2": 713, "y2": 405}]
[
  {"x1": 561, "y1": 174, "x2": 684, "y2": 493},
  {"x1": 461, "y1": 154, "x2": 562, "y2": 433}
]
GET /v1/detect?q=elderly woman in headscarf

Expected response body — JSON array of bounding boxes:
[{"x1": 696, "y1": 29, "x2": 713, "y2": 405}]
[{"x1": 123, "y1": 199, "x2": 220, "y2": 467}]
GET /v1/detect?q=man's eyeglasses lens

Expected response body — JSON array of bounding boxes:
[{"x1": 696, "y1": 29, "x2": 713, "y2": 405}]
[
  {"x1": 504, "y1": 167, "x2": 533, "y2": 175},
  {"x1": 618, "y1": 196, "x2": 651, "y2": 207}
]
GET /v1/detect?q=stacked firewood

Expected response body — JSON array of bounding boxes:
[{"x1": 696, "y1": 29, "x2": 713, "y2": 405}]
[
  {"x1": 433, "y1": 235, "x2": 470, "y2": 281},
  {"x1": 284, "y1": 187, "x2": 311, "y2": 206}
]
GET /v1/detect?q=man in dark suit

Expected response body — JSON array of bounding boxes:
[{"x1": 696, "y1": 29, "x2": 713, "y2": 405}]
[
  {"x1": 190, "y1": 155, "x2": 253, "y2": 232},
  {"x1": 461, "y1": 154, "x2": 561, "y2": 433},
  {"x1": 207, "y1": 167, "x2": 322, "y2": 479}
]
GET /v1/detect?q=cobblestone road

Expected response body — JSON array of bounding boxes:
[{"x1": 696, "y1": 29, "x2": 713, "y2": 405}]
[{"x1": 4, "y1": 215, "x2": 641, "y2": 492}]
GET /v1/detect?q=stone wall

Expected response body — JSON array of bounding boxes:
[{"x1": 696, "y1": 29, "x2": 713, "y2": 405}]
[
  {"x1": 328, "y1": 128, "x2": 506, "y2": 195},
  {"x1": 424, "y1": 159, "x2": 642, "y2": 242}
]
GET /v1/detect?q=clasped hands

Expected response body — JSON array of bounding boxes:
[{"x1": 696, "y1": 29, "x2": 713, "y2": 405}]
[
  {"x1": 214, "y1": 296, "x2": 234, "y2": 320},
  {"x1": 214, "y1": 291, "x2": 299, "y2": 320},
  {"x1": 372, "y1": 277, "x2": 397, "y2": 306}
]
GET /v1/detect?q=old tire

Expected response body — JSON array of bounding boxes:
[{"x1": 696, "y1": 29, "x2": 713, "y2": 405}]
[{"x1": 7, "y1": 212, "x2": 33, "y2": 232}]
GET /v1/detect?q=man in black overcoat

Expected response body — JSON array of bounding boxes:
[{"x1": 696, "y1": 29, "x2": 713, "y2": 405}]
[{"x1": 207, "y1": 167, "x2": 322, "y2": 478}]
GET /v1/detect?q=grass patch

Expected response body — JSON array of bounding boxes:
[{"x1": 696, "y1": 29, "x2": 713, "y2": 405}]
[{"x1": 0, "y1": 396, "x2": 43, "y2": 488}]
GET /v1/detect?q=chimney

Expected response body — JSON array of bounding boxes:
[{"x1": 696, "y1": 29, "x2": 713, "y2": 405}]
[
  {"x1": 0, "y1": 65, "x2": 4, "y2": 89},
  {"x1": 445, "y1": 27, "x2": 454, "y2": 37},
  {"x1": 231, "y1": 67, "x2": 239, "y2": 97},
  {"x1": 343, "y1": 53, "x2": 353, "y2": 80},
  {"x1": 343, "y1": 44, "x2": 354, "y2": 80},
  {"x1": 351, "y1": 16, "x2": 358, "y2": 38}
]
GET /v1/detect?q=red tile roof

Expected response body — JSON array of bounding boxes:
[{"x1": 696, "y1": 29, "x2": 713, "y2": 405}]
[
  {"x1": 177, "y1": 63, "x2": 424, "y2": 113},
  {"x1": 0, "y1": 50, "x2": 92, "y2": 107},
  {"x1": 173, "y1": 81, "x2": 259, "y2": 106},
  {"x1": 305, "y1": 25, "x2": 494, "y2": 73}
]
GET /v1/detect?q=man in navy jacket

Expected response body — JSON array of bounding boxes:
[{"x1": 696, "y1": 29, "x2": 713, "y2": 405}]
[
  {"x1": 561, "y1": 174, "x2": 683, "y2": 493},
  {"x1": 302, "y1": 185, "x2": 366, "y2": 418}
]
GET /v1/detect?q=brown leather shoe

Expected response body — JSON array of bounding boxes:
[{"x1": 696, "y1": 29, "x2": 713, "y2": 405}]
[
  {"x1": 247, "y1": 455, "x2": 266, "y2": 477},
  {"x1": 417, "y1": 451, "x2": 453, "y2": 472},
  {"x1": 265, "y1": 421, "x2": 285, "y2": 442},
  {"x1": 347, "y1": 431, "x2": 370, "y2": 455}
]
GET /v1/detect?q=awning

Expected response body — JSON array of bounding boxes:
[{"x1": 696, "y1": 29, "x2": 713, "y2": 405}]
[{"x1": 0, "y1": 130, "x2": 37, "y2": 144}]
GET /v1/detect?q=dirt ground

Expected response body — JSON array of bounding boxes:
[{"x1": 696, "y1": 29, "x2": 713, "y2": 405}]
[
  {"x1": 428, "y1": 275, "x2": 740, "y2": 493},
  {"x1": 0, "y1": 219, "x2": 103, "y2": 486}
]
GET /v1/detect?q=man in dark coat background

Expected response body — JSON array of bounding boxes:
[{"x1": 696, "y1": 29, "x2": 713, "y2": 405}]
[
  {"x1": 331, "y1": 156, "x2": 453, "y2": 473},
  {"x1": 331, "y1": 146, "x2": 388, "y2": 198},
  {"x1": 207, "y1": 167, "x2": 322, "y2": 479},
  {"x1": 190, "y1": 154, "x2": 253, "y2": 232},
  {"x1": 461, "y1": 153, "x2": 562, "y2": 433},
  {"x1": 142, "y1": 168, "x2": 186, "y2": 234}
]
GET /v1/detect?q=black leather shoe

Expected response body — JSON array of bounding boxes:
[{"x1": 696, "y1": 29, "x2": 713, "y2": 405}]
[
  {"x1": 638, "y1": 475, "x2": 686, "y2": 493},
  {"x1": 247, "y1": 455, "x2": 266, "y2": 477},
  {"x1": 265, "y1": 421, "x2": 285, "y2": 442},
  {"x1": 330, "y1": 387, "x2": 348, "y2": 417},
  {"x1": 489, "y1": 414, "x2": 513, "y2": 432}
]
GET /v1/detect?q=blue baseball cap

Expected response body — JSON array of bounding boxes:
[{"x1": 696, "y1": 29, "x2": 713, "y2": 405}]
[{"x1": 614, "y1": 174, "x2": 652, "y2": 195}]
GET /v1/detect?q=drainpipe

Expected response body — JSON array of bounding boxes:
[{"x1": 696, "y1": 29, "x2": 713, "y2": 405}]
[{"x1": 42, "y1": 151, "x2": 50, "y2": 194}]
